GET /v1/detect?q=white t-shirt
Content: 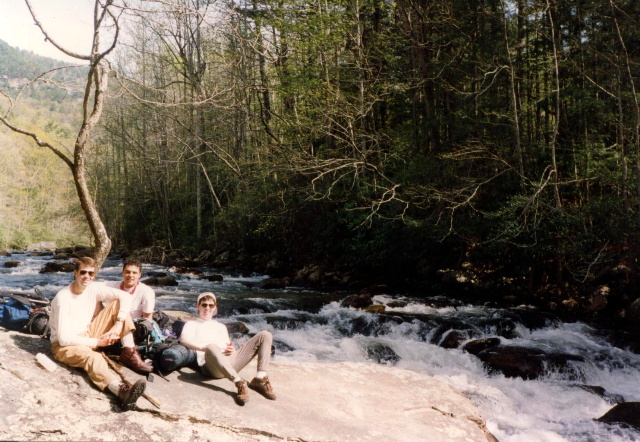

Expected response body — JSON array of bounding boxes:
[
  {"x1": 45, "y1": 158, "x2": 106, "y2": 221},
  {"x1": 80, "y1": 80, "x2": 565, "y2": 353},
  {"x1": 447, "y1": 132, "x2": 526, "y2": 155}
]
[
  {"x1": 104, "y1": 280, "x2": 155, "y2": 320},
  {"x1": 50, "y1": 282, "x2": 132, "y2": 347},
  {"x1": 180, "y1": 318, "x2": 230, "y2": 366}
]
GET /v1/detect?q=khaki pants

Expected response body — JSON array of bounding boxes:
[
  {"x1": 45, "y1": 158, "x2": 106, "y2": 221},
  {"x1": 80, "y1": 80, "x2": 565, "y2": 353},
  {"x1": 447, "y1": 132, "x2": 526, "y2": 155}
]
[
  {"x1": 51, "y1": 300, "x2": 135, "y2": 390},
  {"x1": 202, "y1": 330, "x2": 272, "y2": 381}
]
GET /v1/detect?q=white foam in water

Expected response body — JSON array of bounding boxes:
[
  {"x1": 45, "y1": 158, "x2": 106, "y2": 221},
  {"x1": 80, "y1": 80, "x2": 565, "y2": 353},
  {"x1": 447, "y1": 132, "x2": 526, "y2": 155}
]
[{"x1": 3, "y1": 254, "x2": 640, "y2": 440}]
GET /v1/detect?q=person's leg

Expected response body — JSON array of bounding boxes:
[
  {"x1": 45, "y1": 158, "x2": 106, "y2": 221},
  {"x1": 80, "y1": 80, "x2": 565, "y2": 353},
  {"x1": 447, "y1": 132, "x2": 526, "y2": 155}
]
[
  {"x1": 231, "y1": 330, "x2": 273, "y2": 373},
  {"x1": 51, "y1": 342, "x2": 117, "y2": 390},
  {"x1": 87, "y1": 300, "x2": 135, "y2": 338},
  {"x1": 203, "y1": 344, "x2": 241, "y2": 381},
  {"x1": 203, "y1": 344, "x2": 250, "y2": 405}
]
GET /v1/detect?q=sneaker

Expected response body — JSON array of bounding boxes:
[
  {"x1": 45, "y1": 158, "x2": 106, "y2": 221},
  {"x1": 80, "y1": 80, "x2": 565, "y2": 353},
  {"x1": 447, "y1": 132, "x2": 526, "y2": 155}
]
[
  {"x1": 118, "y1": 379, "x2": 146, "y2": 410},
  {"x1": 235, "y1": 380, "x2": 250, "y2": 405},
  {"x1": 249, "y1": 376, "x2": 276, "y2": 400}
]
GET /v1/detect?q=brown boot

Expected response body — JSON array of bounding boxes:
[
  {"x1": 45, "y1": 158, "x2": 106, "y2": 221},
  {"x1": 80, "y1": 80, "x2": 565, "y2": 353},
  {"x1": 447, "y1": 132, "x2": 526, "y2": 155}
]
[
  {"x1": 118, "y1": 379, "x2": 146, "y2": 410},
  {"x1": 249, "y1": 376, "x2": 276, "y2": 400},
  {"x1": 235, "y1": 380, "x2": 250, "y2": 405},
  {"x1": 119, "y1": 347, "x2": 153, "y2": 374}
]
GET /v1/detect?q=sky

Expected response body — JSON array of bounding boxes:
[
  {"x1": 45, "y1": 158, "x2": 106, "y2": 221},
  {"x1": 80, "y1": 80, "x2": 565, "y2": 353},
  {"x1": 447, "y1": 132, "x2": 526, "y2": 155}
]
[{"x1": 0, "y1": 0, "x2": 97, "y2": 62}]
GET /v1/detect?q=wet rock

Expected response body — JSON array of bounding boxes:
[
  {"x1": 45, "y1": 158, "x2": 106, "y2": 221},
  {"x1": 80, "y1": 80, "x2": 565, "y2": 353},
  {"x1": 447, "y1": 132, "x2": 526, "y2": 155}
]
[
  {"x1": 341, "y1": 293, "x2": 373, "y2": 309},
  {"x1": 142, "y1": 275, "x2": 178, "y2": 286},
  {"x1": 462, "y1": 338, "x2": 501, "y2": 355},
  {"x1": 39, "y1": 261, "x2": 75, "y2": 273},
  {"x1": 577, "y1": 385, "x2": 625, "y2": 404},
  {"x1": 476, "y1": 346, "x2": 585, "y2": 380},
  {"x1": 439, "y1": 330, "x2": 469, "y2": 349},
  {"x1": 430, "y1": 318, "x2": 479, "y2": 346},
  {"x1": 258, "y1": 277, "x2": 289, "y2": 290},
  {"x1": 201, "y1": 274, "x2": 224, "y2": 282},
  {"x1": 364, "y1": 305, "x2": 386, "y2": 314},
  {"x1": 4, "y1": 261, "x2": 20, "y2": 268},
  {"x1": 213, "y1": 251, "x2": 230, "y2": 267},
  {"x1": 29, "y1": 251, "x2": 52, "y2": 257},
  {"x1": 53, "y1": 252, "x2": 70, "y2": 259},
  {"x1": 0, "y1": 250, "x2": 11, "y2": 256},
  {"x1": 71, "y1": 247, "x2": 94, "y2": 258},
  {"x1": 478, "y1": 317, "x2": 518, "y2": 339},
  {"x1": 266, "y1": 315, "x2": 311, "y2": 331},
  {"x1": 225, "y1": 321, "x2": 250, "y2": 335},
  {"x1": 597, "y1": 402, "x2": 640, "y2": 430},
  {"x1": 338, "y1": 314, "x2": 404, "y2": 337},
  {"x1": 366, "y1": 342, "x2": 400, "y2": 365}
]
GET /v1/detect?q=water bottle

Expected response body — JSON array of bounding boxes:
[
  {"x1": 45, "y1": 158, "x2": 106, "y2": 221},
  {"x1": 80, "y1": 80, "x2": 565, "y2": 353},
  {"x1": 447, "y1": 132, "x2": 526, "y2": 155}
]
[{"x1": 35, "y1": 353, "x2": 58, "y2": 372}]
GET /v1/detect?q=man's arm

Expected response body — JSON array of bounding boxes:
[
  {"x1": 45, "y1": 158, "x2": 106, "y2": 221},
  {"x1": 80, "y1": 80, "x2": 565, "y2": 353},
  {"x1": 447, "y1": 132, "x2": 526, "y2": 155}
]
[
  {"x1": 51, "y1": 291, "x2": 99, "y2": 348},
  {"x1": 139, "y1": 284, "x2": 155, "y2": 319}
]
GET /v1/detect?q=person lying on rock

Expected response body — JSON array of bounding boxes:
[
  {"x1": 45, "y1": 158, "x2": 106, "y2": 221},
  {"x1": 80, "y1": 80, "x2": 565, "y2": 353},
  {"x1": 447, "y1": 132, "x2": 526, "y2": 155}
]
[
  {"x1": 179, "y1": 292, "x2": 276, "y2": 405},
  {"x1": 49, "y1": 257, "x2": 153, "y2": 410},
  {"x1": 103, "y1": 257, "x2": 156, "y2": 320}
]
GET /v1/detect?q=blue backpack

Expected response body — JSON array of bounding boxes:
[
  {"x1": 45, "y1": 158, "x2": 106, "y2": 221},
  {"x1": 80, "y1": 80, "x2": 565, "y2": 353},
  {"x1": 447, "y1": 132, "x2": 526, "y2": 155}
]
[{"x1": 0, "y1": 297, "x2": 31, "y2": 330}]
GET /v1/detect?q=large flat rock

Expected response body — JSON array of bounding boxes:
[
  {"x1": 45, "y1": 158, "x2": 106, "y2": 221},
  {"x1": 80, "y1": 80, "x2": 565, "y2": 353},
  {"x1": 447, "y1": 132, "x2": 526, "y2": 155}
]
[{"x1": 0, "y1": 329, "x2": 495, "y2": 441}]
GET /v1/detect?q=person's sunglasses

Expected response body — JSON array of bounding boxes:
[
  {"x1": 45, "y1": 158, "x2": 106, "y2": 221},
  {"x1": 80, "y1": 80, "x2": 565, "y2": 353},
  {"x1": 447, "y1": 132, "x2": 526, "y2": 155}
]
[
  {"x1": 79, "y1": 270, "x2": 96, "y2": 277},
  {"x1": 200, "y1": 303, "x2": 216, "y2": 308}
]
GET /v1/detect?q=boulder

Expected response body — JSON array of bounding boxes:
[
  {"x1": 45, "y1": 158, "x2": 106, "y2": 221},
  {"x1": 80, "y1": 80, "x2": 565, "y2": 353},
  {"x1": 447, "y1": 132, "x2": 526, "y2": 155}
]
[
  {"x1": 341, "y1": 293, "x2": 373, "y2": 309},
  {"x1": 0, "y1": 330, "x2": 496, "y2": 442},
  {"x1": 597, "y1": 402, "x2": 640, "y2": 430},
  {"x1": 476, "y1": 345, "x2": 584, "y2": 380},
  {"x1": 462, "y1": 338, "x2": 501, "y2": 355},
  {"x1": 0, "y1": 250, "x2": 11, "y2": 256},
  {"x1": 3, "y1": 261, "x2": 20, "y2": 268},
  {"x1": 142, "y1": 275, "x2": 178, "y2": 286},
  {"x1": 365, "y1": 342, "x2": 400, "y2": 365},
  {"x1": 39, "y1": 261, "x2": 75, "y2": 273},
  {"x1": 201, "y1": 273, "x2": 224, "y2": 282}
]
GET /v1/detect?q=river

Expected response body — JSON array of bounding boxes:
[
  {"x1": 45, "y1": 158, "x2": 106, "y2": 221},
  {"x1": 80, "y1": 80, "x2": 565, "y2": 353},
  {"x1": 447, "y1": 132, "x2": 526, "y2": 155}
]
[{"x1": 1, "y1": 252, "x2": 639, "y2": 442}]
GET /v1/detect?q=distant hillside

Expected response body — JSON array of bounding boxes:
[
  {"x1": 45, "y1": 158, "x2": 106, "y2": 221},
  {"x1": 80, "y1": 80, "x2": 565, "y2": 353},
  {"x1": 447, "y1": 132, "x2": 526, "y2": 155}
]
[
  {"x1": 0, "y1": 39, "x2": 90, "y2": 249},
  {"x1": 0, "y1": 39, "x2": 86, "y2": 99}
]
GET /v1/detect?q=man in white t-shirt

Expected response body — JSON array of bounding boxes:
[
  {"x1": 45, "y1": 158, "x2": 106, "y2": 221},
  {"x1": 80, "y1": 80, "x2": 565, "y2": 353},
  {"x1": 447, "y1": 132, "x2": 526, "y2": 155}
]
[
  {"x1": 50, "y1": 257, "x2": 152, "y2": 410},
  {"x1": 180, "y1": 292, "x2": 277, "y2": 406},
  {"x1": 104, "y1": 258, "x2": 155, "y2": 320}
]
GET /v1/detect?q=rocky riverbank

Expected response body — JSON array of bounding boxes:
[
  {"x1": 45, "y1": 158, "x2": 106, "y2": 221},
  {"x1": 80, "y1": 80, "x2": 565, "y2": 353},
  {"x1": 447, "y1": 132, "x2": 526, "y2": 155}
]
[{"x1": 0, "y1": 327, "x2": 496, "y2": 442}]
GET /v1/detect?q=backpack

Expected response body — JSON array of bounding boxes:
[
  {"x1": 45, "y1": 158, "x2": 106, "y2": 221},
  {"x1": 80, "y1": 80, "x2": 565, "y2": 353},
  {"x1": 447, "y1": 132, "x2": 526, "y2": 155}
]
[
  {"x1": 134, "y1": 318, "x2": 167, "y2": 359},
  {"x1": 0, "y1": 297, "x2": 31, "y2": 330}
]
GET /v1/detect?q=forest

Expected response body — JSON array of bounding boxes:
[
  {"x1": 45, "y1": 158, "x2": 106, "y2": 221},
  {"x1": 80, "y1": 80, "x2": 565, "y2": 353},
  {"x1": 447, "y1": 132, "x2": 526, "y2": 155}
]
[{"x1": 2, "y1": 0, "x2": 640, "y2": 298}]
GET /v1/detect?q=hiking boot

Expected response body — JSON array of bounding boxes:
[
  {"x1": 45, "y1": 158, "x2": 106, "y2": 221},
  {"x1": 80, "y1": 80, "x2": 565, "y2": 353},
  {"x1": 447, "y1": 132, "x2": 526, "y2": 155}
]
[
  {"x1": 118, "y1": 379, "x2": 146, "y2": 410},
  {"x1": 235, "y1": 380, "x2": 250, "y2": 405},
  {"x1": 119, "y1": 347, "x2": 153, "y2": 374},
  {"x1": 249, "y1": 376, "x2": 276, "y2": 400}
]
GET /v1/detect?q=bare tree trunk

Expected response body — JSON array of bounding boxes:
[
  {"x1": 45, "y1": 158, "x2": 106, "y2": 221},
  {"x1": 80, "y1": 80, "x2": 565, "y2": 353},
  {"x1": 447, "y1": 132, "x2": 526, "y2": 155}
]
[{"x1": 0, "y1": 0, "x2": 119, "y2": 269}]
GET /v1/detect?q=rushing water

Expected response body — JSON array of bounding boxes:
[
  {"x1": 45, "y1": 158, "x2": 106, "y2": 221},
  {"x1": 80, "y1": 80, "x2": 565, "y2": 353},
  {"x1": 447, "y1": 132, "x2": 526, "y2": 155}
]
[{"x1": 2, "y1": 252, "x2": 640, "y2": 442}]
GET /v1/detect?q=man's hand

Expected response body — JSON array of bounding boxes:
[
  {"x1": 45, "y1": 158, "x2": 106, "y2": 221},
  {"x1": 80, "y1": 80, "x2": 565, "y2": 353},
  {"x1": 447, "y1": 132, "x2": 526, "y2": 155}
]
[
  {"x1": 96, "y1": 331, "x2": 120, "y2": 348},
  {"x1": 95, "y1": 320, "x2": 124, "y2": 348},
  {"x1": 224, "y1": 342, "x2": 235, "y2": 355}
]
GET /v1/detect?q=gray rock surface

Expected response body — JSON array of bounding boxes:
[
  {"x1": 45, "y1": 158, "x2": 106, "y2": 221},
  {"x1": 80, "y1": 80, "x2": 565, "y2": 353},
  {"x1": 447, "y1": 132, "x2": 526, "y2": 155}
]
[{"x1": 0, "y1": 329, "x2": 496, "y2": 441}]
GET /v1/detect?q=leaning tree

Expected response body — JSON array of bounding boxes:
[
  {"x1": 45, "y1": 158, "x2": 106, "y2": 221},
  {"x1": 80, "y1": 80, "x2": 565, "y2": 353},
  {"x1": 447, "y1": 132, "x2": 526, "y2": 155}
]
[{"x1": 0, "y1": 0, "x2": 122, "y2": 268}]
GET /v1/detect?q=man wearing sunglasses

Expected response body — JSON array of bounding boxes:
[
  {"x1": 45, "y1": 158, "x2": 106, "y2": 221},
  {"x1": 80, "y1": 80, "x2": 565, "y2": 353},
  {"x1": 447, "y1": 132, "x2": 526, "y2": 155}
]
[
  {"x1": 49, "y1": 257, "x2": 152, "y2": 410},
  {"x1": 179, "y1": 292, "x2": 277, "y2": 405}
]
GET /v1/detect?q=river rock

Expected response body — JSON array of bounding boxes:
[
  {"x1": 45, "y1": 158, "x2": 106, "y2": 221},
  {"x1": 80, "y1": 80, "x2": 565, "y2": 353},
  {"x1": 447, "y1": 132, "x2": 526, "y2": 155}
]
[
  {"x1": 365, "y1": 342, "x2": 400, "y2": 365},
  {"x1": 142, "y1": 275, "x2": 178, "y2": 286},
  {"x1": 0, "y1": 329, "x2": 496, "y2": 442},
  {"x1": 462, "y1": 338, "x2": 501, "y2": 355},
  {"x1": 0, "y1": 250, "x2": 11, "y2": 256},
  {"x1": 39, "y1": 261, "x2": 75, "y2": 273},
  {"x1": 201, "y1": 273, "x2": 224, "y2": 282},
  {"x1": 3, "y1": 261, "x2": 20, "y2": 268},
  {"x1": 597, "y1": 402, "x2": 640, "y2": 430},
  {"x1": 476, "y1": 345, "x2": 585, "y2": 380},
  {"x1": 341, "y1": 293, "x2": 373, "y2": 309}
]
